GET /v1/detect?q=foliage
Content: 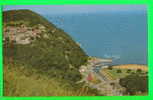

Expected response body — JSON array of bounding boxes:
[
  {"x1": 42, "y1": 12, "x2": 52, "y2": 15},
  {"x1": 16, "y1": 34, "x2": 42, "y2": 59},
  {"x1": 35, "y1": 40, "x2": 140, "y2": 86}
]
[
  {"x1": 4, "y1": 63, "x2": 99, "y2": 96},
  {"x1": 116, "y1": 69, "x2": 122, "y2": 73},
  {"x1": 136, "y1": 69, "x2": 142, "y2": 73},
  {"x1": 119, "y1": 74, "x2": 148, "y2": 95},
  {"x1": 126, "y1": 69, "x2": 132, "y2": 73},
  {"x1": 3, "y1": 9, "x2": 55, "y2": 29},
  {"x1": 3, "y1": 10, "x2": 88, "y2": 85},
  {"x1": 108, "y1": 66, "x2": 113, "y2": 70},
  {"x1": 3, "y1": 9, "x2": 89, "y2": 96}
]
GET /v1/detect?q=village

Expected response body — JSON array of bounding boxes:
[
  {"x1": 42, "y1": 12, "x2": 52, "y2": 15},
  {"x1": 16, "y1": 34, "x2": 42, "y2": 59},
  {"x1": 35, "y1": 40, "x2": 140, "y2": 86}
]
[
  {"x1": 79, "y1": 57, "x2": 125, "y2": 96},
  {"x1": 3, "y1": 21, "x2": 54, "y2": 44}
]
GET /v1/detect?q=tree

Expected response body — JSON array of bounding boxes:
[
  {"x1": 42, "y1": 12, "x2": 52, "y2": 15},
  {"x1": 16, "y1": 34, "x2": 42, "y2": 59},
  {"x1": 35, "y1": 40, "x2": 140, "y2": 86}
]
[
  {"x1": 127, "y1": 69, "x2": 131, "y2": 73},
  {"x1": 5, "y1": 37, "x2": 10, "y2": 43},
  {"x1": 108, "y1": 66, "x2": 113, "y2": 70},
  {"x1": 117, "y1": 69, "x2": 122, "y2": 73},
  {"x1": 119, "y1": 74, "x2": 148, "y2": 95},
  {"x1": 110, "y1": 82, "x2": 115, "y2": 86},
  {"x1": 136, "y1": 69, "x2": 142, "y2": 73}
]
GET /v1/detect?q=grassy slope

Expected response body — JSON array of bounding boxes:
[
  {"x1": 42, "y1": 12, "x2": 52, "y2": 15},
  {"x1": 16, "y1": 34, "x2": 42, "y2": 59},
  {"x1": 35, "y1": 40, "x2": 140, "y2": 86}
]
[
  {"x1": 3, "y1": 10, "x2": 91, "y2": 96},
  {"x1": 3, "y1": 9, "x2": 88, "y2": 82},
  {"x1": 3, "y1": 9, "x2": 55, "y2": 28},
  {"x1": 3, "y1": 9, "x2": 88, "y2": 69},
  {"x1": 4, "y1": 63, "x2": 98, "y2": 96}
]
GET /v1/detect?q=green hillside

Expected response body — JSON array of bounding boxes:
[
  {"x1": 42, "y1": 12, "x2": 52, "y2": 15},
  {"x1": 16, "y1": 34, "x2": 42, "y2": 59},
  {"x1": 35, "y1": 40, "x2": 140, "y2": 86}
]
[
  {"x1": 3, "y1": 9, "x2": 55, "y2": 28},
  {"x1": 4, "y1": 63, "x2": 99, "y2": 96},
  {"x1": 3, "y1": 10, "x2": 90, "y2": 96}
]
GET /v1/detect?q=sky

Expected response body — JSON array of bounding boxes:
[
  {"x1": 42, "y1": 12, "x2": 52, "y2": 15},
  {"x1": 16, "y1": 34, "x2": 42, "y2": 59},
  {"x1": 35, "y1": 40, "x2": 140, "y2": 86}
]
[{"x1": 3, "y1": 5, "x2": 147, "y2": 15}]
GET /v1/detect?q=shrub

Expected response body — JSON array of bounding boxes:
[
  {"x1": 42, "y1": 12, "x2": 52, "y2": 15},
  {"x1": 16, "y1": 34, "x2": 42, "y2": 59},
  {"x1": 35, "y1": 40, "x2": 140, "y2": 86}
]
[
  {"x1": 137, "y1": 69, "x2": 142, "y2": 73},
  {"x1": 108, "y1": 66, "x2": 113, "y2": 70},
  {"x1": 127, "y1": 69, "x2": 132, "y2": 73},
  {"x1": 116, "y1": 69, "x2": 122, "y2": 73},
  {"x1": 119, "y1": 74, "x2": 148, "y2": 95},
  {"x1": 4, "y1": 64, "x2": 100, "y2": 96}
]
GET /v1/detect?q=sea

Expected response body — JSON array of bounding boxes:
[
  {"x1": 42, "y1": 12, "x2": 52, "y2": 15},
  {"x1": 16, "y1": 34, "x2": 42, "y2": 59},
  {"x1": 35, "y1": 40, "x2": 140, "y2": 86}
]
[{"x1": 43, "y1": 11, "x2": 147, "y2": 65}]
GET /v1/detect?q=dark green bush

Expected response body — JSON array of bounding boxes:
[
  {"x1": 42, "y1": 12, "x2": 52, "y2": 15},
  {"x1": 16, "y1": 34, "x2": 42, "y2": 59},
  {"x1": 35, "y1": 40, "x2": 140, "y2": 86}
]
[
  {"x1": 126, "y1": 69, "x2": 132, "y2": 73},
  {"x1": 136, "y1": 69, "x2": 142, "y2": 73},
  {"x1": 108, "y1": 66, "x2": 113, "y2": 70},
  {"x1": 119, "y1": 74, "x2": 148, "y2": 95},
  {"x1": 117, "y1": 69, "x2": 122, "y2": 73}
]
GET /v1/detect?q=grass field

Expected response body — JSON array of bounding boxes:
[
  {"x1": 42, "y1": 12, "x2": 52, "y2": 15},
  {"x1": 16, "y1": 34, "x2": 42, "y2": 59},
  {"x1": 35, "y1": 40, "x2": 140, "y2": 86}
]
[
  {"x1": 4, "y1": 63, "x2": 98, "y2": 96},
  {"x1": 103, "y1": 68, "x2": 135, "y2": 80},
  {"x1": 101, "y1": 64, "x2": 148, "y2": 80}
]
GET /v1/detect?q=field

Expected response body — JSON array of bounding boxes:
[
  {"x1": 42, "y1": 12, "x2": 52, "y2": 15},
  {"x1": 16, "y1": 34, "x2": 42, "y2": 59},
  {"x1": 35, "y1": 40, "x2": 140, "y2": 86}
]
[
  {"x1": 101, "y1": 64, "x2": 148, "y2": 80},
  {"x1": 112, "y1": 64, "x2": 148, "y2": 71}
]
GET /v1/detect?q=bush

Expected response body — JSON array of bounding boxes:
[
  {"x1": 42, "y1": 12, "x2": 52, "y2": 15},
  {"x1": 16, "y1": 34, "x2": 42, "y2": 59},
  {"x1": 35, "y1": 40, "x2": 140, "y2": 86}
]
[
  {"x1": 137, "y1": 69, "x2": 142, "y2": 73},
  {"x1": 108, "y1": 66, "x2": 113, "y2": 70},
  {"x1": 131, "y1": 72, "x2": 135, "y2": 74},
  {"x1": 119, "y1": 74, "x2": 148, "y2": 95},
  {"x1": 126, "y1": 69, "x2": 132, "y2": 73},
  {"x1": 110, "y1": 82, "x2": 115, "y2": 86},
  {"x1": 116, "y1": 69, "x2": 122, "y2": 73}
]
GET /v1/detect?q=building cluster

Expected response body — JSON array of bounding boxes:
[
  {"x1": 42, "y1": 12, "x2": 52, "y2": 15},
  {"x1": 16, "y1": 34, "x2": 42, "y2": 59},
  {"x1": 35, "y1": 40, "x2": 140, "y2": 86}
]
[{"x1": 3, "y1": 23, "x2": 47, "y2": 44}]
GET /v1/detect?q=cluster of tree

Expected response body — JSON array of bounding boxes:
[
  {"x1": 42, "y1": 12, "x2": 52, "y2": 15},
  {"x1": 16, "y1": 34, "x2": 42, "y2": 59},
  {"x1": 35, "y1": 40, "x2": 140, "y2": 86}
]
[
  {"x1": 117, "y1": 69, "x2": 122, "y2": 73},
  {"x1": 126, "y1": 69, "x2": 131, "y2": 73},
  {"x1": 119, "y1": 74, "x2": 148, "y2": 95},
  {"x1": 108, "y1": 66, "x2": 113, "y2": 70}
]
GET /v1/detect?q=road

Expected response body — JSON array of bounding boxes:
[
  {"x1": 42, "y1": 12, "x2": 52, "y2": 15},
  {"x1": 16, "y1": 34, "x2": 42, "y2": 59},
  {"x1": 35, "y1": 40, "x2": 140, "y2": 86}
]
[{"x1": 82, "y1": 63, "x2": 123, "y2": 96}]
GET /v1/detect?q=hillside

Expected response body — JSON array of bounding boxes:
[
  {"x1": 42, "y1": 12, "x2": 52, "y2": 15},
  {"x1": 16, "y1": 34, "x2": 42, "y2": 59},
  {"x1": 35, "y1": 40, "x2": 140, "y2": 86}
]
[
  {"x1": 4, "y1": 63, "x2": 99, "y2": 96},
  {"x1": 3, "y1": 9, "x2": 56, "y2": 29},
  {"x1": 3, "y1": 9, "x2": 89, "y2": 96}
]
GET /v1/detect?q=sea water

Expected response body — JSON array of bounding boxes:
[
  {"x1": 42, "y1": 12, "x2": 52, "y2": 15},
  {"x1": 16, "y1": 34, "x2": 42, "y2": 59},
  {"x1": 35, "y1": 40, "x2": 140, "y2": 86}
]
[{"x1": 44, "y1": 11, "x2": 147, "y2": 65}]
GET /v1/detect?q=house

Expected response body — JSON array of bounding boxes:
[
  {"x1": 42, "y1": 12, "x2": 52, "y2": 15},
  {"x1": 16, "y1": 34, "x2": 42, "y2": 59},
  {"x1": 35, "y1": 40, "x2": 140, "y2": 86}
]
[{"x1": 87, "y1": 73, "x2": 93, "y2": 81}]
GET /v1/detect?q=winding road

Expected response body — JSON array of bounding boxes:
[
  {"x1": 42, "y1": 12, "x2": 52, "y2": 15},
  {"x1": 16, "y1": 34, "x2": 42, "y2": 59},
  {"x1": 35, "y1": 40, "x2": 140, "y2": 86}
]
[{"x1": 86, "y1": 63, "x2": 123, "y2": 96}]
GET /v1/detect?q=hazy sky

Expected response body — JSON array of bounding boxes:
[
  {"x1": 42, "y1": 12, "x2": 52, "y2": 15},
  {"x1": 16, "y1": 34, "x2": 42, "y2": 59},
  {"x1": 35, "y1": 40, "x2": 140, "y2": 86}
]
[{"x1": 3, "y1": 5, "x2": 147, "y2": 14}]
